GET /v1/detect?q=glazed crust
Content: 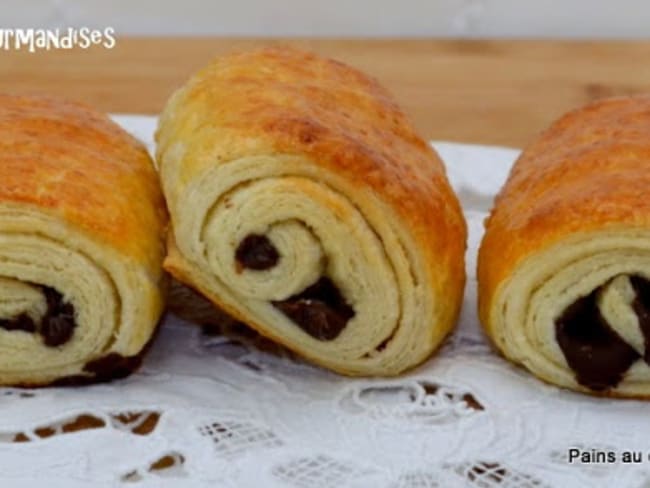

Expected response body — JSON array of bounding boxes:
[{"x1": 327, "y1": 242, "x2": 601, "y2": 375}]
[
  {"x1": 0, "y1": 94, "x2": 167, "y2": 271},
  {"x1": 157, "y1": 47, "x2": 466, "y2": 376},
  {"x1": 478, "y1": 95, "x2": 650, "y2": 397},
  {"x1": 0, "y1": 94, "x2": 167, "y2": 386},
  {"x1": 157, "y1": 48, "x2": 465, "y2": 274}
]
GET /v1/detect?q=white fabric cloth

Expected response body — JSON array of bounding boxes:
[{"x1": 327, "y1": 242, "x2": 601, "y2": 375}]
[{"x1": 0, "y1": 116, "x2": 643, "y2": 488}]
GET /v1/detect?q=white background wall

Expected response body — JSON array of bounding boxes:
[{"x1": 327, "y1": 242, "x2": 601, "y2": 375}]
[{"x1": 4, "y1": 0, "x2": 650, "y2": 38}]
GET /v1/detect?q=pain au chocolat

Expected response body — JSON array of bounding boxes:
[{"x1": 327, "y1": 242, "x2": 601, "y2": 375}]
[
  {"x1": 479, "y1": 95, "x2": 650, "y2": 397},
  {"x1": 0, "y1": 95, "x2": 166, "y2": 386},
  {"x1": 156, "y1": 47, "x2": 467, "y2": 375}
]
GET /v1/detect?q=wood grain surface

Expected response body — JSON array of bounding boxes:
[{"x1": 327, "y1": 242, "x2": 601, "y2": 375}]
[{"x1": 2, "y1": 38, "x2": 650, "y2": 147}]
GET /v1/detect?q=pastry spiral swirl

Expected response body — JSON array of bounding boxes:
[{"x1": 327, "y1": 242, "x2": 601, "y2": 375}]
[
  {"x1": 0, "y1": 95, "x2": 166, "y2": 386},
  {"x1": 157, "y1": 48, "x2": 466, "y2": 375},
  {"x1": 479, "y1": 95, "x2": 650, "y2": 396}
]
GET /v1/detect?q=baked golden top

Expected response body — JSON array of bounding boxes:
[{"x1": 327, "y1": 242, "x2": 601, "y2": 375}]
[
  {"x1": 479, "y1": 95, "x2": 650, "y2": 326},
  {"x1": 0, "y1": 94, "x2": 167, "y2": 271},
  {"x1": 158, "y1": 47, "x2": 466, "y2": 283}
]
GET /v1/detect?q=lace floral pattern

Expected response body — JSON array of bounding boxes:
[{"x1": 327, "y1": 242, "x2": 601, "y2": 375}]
[{"x1": 0, "y1": 116, "x2": 645, "y2": 487}]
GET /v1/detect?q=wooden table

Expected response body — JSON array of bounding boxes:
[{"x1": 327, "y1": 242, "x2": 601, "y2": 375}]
[{"x1": 2, "y1": 38, "x2": 650, "y2": 147}]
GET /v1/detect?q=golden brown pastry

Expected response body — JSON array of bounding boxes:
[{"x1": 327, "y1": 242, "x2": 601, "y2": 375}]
[
  {"x1": 156, "y1": 47, "x2": 466, "y2": 375},
  {"x1": 478, "y1": 95, "x2": 650, "y2": 397},
  {"x1": 0, "y1": 94, "x2": 167, "y2": 386}
]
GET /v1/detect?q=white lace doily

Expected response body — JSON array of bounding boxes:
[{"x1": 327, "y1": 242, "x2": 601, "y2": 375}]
[{"x1": 0, "y1": 116, "x2": 645, "y2": 488}]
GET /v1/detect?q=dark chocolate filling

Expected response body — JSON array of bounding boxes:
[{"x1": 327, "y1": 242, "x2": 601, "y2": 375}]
[
  {"x1": 630, "y1": 276, "x2": 650, "y2": 363},
  {"x1": 51, "y1": 353, "x2": 143, "y2": 387},
  {"x1": 83, "y1": 353, "x2": 142, "y2": 381},
  {"x1": 273, "y1": 277, "x2": 355, "y2": 341},
  {"x1": 235, "y1": 234, "x2": 279, "y2": 271},
  {"x1": 0, "y1": 285, "x2": 76, "y2": 347},
  {"x1": 555, "y1": 285, "x2": 640, "y2": 391},
  {"x1": 40, "y1": 287, "x2": 76, "y2": 347},
  {"x1": 0, "y1": 313, "x2": 36, "y2": 333}
]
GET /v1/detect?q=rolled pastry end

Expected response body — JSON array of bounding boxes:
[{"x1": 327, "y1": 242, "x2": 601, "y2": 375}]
[
  {"x1": 0, "y1": 94, "x2": 166, "y2": 386},
  {"x1": 0, "y1": 204, "x2": 163, "y2": 387},
  {"x1": 482, "y1": 230, "x2": 650, "y2": 397},
  {"x1": 157, "y1": 48, "x2": 466, "y2": 376},
  {"x1": 162, "y1": 171, "x2": 462, "y2": 377},
  {"x1": 479, "y1": 95, "x2": 650, "y2": 397}
]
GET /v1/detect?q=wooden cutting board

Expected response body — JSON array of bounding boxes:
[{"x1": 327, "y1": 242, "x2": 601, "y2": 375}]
[{"x1": 2, "y1": 38, "x2": 650, "y2": 147}]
